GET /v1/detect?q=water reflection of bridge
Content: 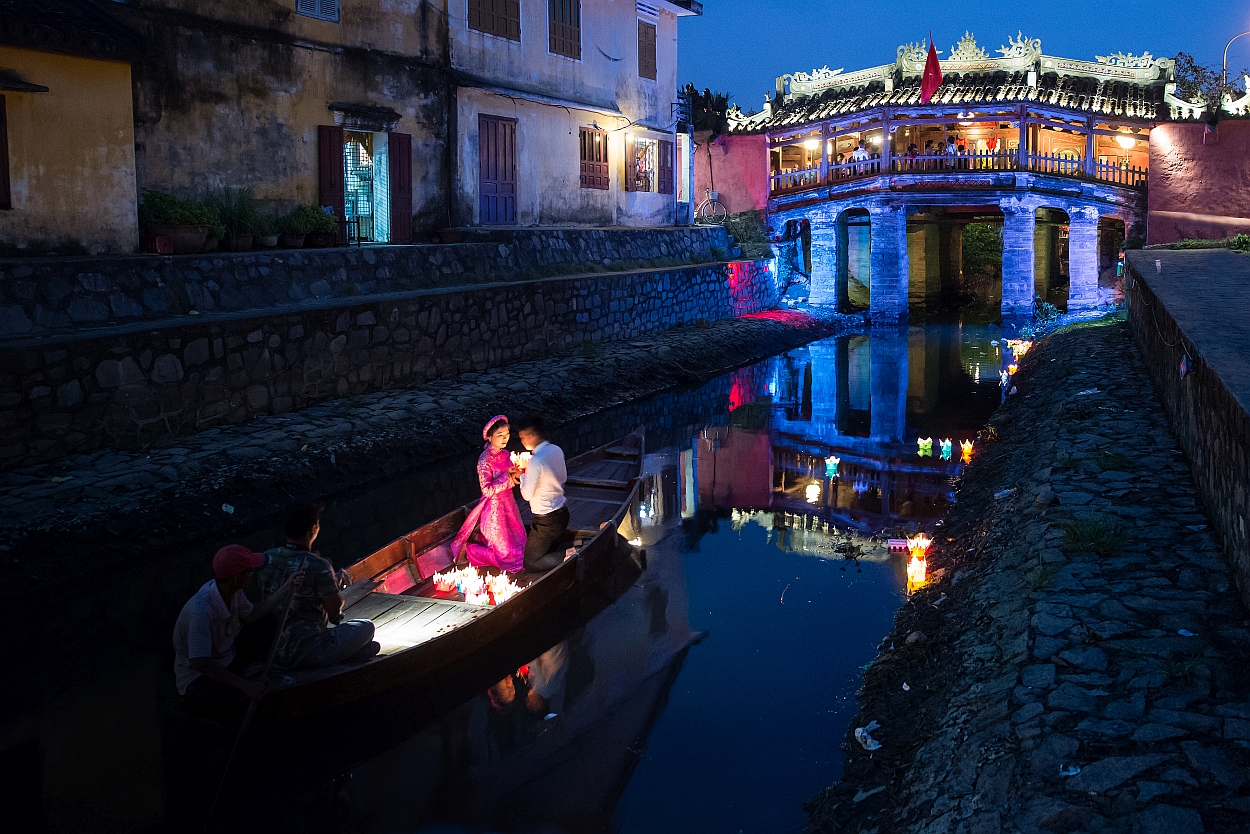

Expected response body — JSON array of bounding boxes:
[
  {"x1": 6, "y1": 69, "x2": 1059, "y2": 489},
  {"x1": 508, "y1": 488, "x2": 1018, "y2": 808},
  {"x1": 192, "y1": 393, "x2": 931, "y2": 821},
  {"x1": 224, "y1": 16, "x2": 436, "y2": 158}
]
[{"x1": 677, "y1": 325, "x2": 1004, "y2": 544}]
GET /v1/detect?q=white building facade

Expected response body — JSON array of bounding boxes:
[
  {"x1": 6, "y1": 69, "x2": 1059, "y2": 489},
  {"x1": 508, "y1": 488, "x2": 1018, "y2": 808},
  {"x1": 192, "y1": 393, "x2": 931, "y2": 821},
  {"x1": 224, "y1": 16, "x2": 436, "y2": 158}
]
[{"x1": 450, "y1": 0, "x2": 700, "y2": 227}]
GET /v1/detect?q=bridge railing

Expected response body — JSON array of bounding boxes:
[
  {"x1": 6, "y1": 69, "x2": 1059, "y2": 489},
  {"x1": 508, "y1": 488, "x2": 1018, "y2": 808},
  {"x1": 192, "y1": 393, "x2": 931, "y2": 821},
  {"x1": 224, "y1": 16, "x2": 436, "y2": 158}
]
[
  {"x1": 767, "y1": 150, "x2": 1147, "y2": 197},
  {"x1": 1093, "y1": 160, "x2": 1148, "y2": 188},
  {"x1": 892, "y1": 151, "x2": 1018, "y2": 172}
]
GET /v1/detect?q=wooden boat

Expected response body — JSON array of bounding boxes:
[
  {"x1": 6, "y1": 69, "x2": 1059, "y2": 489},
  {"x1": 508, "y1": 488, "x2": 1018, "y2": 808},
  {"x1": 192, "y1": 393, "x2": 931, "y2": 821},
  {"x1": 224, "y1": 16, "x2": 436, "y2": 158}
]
[{"x1": 258, "y1": 429, "x2": 645, "y2": 720}]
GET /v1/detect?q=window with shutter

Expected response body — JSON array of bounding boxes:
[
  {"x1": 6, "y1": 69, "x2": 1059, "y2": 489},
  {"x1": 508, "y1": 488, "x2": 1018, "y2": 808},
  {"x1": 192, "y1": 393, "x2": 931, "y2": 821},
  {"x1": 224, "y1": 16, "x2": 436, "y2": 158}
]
[
  {"x1": 468, "y1": 0, "x2": 521, "y2": 41},
  {"x1": 579, "y1": 127, "x2": 608, "y2": 190},
  {"x1": 295, "y1": 0, "x2": 339, "y2": 22},
  {"x1": 637, "y1": 21, "x2": 657, "y2": 80},
  {"x1": 658, "y1": 139, "x2": 674, "y2": 195},
  {"x1": 0, "y1": 95, "x2": 9, "y2": 210},
  {"x1": 548, "y1": 1, "x2": 581, "y2": 60}
]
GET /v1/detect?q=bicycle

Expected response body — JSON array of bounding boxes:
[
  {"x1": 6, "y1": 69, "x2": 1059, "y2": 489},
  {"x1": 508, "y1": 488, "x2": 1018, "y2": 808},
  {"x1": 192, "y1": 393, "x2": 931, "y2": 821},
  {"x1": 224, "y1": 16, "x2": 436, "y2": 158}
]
[{"x1": 695, "y1": 188, "x2": 728, "y2": 225}]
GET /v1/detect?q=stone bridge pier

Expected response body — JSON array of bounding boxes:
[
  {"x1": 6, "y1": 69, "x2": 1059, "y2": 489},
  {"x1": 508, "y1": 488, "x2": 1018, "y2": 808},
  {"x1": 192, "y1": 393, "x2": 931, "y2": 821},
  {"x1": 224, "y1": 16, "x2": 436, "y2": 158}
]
[{"x1": 774, "y1": 180, "x2": 1144, "y2": 322}]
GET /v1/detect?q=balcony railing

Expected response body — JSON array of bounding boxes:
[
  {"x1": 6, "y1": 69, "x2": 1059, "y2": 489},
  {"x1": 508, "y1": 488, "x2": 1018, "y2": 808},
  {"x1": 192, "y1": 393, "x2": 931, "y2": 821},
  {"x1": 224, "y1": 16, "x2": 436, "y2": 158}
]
[{"x1": 769, "y1": 150, "x2": 1147, "y2": 196}]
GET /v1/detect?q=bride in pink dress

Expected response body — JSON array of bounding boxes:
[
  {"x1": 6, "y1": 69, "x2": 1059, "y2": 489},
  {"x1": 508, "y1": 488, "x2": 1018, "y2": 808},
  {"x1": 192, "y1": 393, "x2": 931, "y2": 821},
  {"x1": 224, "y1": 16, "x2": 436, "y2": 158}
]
[{"x1": 451, "y1": 415, "x2": 526, "y2": 572}]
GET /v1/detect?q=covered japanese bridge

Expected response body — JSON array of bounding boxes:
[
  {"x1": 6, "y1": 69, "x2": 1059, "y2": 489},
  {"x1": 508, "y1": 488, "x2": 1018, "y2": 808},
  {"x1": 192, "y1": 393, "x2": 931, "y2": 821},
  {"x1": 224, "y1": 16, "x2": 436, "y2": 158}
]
[{"x1": 728, "y1": 33, "x2": 1203, "y2": 320}]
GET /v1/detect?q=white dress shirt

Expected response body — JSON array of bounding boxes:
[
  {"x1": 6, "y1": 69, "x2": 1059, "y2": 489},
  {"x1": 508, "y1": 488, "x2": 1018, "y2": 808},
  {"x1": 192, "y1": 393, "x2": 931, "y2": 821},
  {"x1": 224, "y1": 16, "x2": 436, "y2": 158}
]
[{"x1": 520, "y1": 440, "x2": 567, "y2": 516}]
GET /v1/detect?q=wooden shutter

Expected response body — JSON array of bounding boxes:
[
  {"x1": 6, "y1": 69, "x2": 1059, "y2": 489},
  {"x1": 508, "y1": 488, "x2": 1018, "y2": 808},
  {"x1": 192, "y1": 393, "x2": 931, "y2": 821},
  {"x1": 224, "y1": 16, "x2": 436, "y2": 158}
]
[
  {"x1": 549, "y1": 1, "x2": 581, "y2": 59},
  {"x1": 479, "y1": 115, "x2": 517, "y2": 224},
  {"x1": 317, "y1": 125, "x2": 346, "y2": 222},
  {"x1": 296, "y1": 0, "x2": 316, "y2": 16},
  {"x1": 579, "y1": 127, "x2": 608, "y2": 190},
  {"x1": 0, "y1": 96, "x2": 9, "y2": 210},
  {"x1": 317, "y1": 0, "x2": 339, "y2": 22},
  {"x1": 469, "y1": 0, "x2": 521, "y2": 40},
  {"x1": 658, "y1": 139, "x2": 674, "y2": 195},
  {"x1": 638, "y1": 21, "x2": 657, "y2": 80},
  {"x1": 388, "y1": 132, "x2": 412, "y2": 243}
]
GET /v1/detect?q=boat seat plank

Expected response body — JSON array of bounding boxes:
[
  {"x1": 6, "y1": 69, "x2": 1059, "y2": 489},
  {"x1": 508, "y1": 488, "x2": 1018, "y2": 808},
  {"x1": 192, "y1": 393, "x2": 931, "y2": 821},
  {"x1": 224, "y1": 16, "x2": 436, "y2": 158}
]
[
  {"x1": 566, "y1": 476, "x2": 631, "y2": 490},
  {"x1": 606, "y1": 446, "x2": 640, "y2": 457},
  {"x1": 568, "y1": 501, "x2": 621, "y2": 533},
  {"x1": 370, "y1": 599, "x2": 436, "y2": 631},
  {"x1": 343, "y1": 594, "x2": 407, "y2": 622},
  {"x1": 341, "y1": 579, "x2": 380, "y2": 608},
  {"x1": 573, "y1": 460, "x2": 635, "y2": 482},
  {"x1": 566, "y1": 483, "x2": 632, "y2": 502},
  {"x1": 376, "y1": 603, "x2": 484, "y2": 650}
]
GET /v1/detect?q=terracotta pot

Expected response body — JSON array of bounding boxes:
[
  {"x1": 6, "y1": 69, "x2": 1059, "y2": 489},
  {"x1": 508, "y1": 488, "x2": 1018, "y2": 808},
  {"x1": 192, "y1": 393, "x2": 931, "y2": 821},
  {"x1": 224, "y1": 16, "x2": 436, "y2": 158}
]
[
  {"x1": 279, "y1": 232, "x2": 306, "y2": 248},
  {"x1": 201, "y1": 236, "x2": 219, "y2": 253},
  {"x1": 148, "y1": 224, "x2": 208, "y2": 255},
  {"x1": 307, "y1": 231, "x2": 336, "y2": 248},
  {"x1": 224, "y1": 233, "x2": 253, "y2": 252},
  {"x1": 261, "y1": 235, "x2": 279, "y2": 248}
]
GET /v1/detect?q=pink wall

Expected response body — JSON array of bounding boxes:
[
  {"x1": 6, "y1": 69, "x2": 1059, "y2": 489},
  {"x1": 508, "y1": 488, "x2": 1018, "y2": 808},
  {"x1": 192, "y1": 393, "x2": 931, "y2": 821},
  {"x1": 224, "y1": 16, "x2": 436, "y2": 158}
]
[
  {"x1": 692, "y1": 131, "x2": 769, "y2": 215},
  {"x1": 1148, "y1": 121, "x2": 1250, "y2": 244}
]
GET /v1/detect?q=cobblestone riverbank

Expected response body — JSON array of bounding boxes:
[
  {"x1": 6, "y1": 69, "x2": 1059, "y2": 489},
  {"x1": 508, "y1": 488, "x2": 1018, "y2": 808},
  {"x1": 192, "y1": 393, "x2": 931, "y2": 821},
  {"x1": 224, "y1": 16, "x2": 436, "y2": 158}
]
[
  {"x1": 0, "y1": 309, "x2": 857, "y2": 600},
  {"x1": 810, "y1": 317, "x2": 1250, "y2": 834}
]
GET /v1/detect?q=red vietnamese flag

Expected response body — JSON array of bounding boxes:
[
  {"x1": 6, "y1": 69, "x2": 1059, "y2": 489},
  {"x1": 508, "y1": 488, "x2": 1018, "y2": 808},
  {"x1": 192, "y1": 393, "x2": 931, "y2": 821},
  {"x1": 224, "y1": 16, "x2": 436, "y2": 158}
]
[{"x1": 920, "y1": 33, "x2": 943, "y2": 104}]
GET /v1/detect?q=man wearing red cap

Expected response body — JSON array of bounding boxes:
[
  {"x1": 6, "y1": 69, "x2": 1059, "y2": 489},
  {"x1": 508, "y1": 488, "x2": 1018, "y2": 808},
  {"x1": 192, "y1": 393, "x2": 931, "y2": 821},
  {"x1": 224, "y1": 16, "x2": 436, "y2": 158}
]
[{"x1": 172, "y1": 543, "x2": 302, "y2": 715}]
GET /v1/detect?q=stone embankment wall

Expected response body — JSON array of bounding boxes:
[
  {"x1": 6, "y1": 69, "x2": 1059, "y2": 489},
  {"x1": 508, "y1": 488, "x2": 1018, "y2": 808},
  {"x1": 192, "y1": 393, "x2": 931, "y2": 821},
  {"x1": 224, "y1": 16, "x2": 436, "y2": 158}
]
[
  {"x1": 0, "y1": 255, "x2": 776, "y2": 469},
  {"x1": 0, "y1": 227, "x2": 731, "y2": 337},
  {"x1": 1124, "y1": 252, "x2": 1250, "y2": 609}
]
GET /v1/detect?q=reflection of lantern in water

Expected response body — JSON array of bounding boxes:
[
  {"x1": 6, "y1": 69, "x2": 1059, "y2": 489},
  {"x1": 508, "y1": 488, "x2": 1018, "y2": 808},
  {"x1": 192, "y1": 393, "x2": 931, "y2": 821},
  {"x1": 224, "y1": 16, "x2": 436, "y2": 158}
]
[
  {"x1": 939, "y1": 439, "x2": 952, "y2": 461},
  {"x1": 999, "y1": 370, "x2": 1010, "y2": 387},
  {"x1": 1005, "y1": 339, "x2": 1033, "y2": 358},
  {"x1": 960, "y1": 439, "x2": 974, "y2": 464},
  {"x1": 853, "y1": 476, "x2": 870, "y2": 494},
  {"x1": 825, "y1": 455, "x2": 840, "y2": 478},
  {"x1": 917, "y1": 437, "x2": 933, "y2": 457},
  {"x1": 906, "y1": 532, "x2": 932, "y2": 589},
  {"x1": 1008, "y1": 363, "x2": 1019, "y2": 375},
  {"x1": 805, "y1": 482, "x2": 821, "y2": 504}
]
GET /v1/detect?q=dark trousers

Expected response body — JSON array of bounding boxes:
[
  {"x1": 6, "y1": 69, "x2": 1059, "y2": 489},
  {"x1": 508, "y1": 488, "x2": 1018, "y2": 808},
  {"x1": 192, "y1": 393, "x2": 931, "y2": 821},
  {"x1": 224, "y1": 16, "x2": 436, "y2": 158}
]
[{"x1": 524, "y1": 506, "x2": 570, "y2": 573}]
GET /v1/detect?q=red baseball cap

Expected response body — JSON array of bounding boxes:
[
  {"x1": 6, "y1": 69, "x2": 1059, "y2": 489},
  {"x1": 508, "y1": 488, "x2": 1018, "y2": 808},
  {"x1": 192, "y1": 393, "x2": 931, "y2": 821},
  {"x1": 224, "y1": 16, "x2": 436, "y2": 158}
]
[{"x1": 212, "y1": 544, "x2": 267, "y2": 579}]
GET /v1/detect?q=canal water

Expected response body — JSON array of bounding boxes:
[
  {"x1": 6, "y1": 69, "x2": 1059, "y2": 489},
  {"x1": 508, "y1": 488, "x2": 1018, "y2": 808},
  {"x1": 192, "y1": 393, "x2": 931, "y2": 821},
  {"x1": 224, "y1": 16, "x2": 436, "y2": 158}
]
[{"x1": 8, "y1": 322, "x2": 1013, "y2": 834}]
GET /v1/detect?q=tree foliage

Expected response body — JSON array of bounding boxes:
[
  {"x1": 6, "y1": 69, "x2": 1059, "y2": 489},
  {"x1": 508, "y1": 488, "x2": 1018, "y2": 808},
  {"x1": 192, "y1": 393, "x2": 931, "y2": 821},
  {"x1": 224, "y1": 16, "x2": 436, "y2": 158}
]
[
  {"x1": 962, "y1": 223, "x2": 1003, "y2": 278},
  {"x1": 1174, "y1": 52, "x2": 1247, "y2": 124},
  {"x1": 683, "y1": 84, "x2": 732, "y2": 139}
]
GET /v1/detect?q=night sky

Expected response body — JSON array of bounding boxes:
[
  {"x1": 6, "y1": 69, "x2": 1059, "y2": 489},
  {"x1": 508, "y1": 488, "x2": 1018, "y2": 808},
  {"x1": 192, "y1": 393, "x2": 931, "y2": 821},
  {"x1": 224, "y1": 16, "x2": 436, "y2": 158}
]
[{"x1": 677, "y1": 1, "x2": 1237, "y2": 111}]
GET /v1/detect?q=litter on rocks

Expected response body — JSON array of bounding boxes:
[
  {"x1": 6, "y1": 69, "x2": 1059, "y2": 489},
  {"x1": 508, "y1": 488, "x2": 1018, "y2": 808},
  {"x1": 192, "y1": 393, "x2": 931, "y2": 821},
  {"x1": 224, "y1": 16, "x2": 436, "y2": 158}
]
[
  {"x1": 221, "y1": 504, "x2": 235, "y2": 514},
  {"x1": 902, "y1": 683, "x2": 911, "y2": 691},
  {"x1": 1058, "y1": 764, "x2": 1081, "y2": 777},
  {"x1": 994, "y1": 488, "x2": 1017, "y2": 499},
  {"x1": 932, "y1": 593, "x2": 949, "y2": 608},
  {"x1": 854, "y1": 721, "x2": 882, "y2": 751}
]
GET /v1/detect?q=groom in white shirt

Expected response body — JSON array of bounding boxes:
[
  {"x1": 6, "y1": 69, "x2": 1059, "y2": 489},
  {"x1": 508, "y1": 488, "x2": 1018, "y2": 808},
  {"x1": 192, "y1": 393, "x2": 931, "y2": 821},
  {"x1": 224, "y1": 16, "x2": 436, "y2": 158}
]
[{"x1": 517, "y1": 416, "x2": 571, "y2": 573}]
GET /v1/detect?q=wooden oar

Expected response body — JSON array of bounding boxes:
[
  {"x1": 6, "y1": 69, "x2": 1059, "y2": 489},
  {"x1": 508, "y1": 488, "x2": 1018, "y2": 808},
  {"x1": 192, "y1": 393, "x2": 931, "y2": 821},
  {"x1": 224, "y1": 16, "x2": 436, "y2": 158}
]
[{"x1": 203, "y1": 555, "x2": 307, "y2": 832}]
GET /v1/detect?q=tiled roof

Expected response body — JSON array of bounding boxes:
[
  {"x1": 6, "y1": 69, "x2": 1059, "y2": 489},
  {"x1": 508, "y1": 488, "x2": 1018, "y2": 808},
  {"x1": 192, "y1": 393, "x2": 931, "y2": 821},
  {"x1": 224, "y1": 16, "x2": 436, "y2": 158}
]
[
  {"x1": 750, "y1": 71, "x2": 1166, "y2": 134},
  {"x1": 0, "y1": 0, "x2": 143, "y2": 63}
]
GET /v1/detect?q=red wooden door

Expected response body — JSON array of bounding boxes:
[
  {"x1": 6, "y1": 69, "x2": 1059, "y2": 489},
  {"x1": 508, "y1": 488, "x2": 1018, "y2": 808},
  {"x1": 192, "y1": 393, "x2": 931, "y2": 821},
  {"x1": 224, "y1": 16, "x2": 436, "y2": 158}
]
[
  {"x1": 317, "y1": 125, "x2": 346, "y2": 222},
  {"x1": 388, "y1": 132, "x2": 412, "y2": 243},
  {"x1": 478, "y1": 114, "x2": 517, "y2": 225}
]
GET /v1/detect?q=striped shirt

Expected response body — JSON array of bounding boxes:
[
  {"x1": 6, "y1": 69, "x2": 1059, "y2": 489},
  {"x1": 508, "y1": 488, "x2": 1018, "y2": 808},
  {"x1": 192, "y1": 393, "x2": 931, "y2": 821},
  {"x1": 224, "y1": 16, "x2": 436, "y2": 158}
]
[{"x1": 172, "y1": 579, "x2": 253, "y2": 695}]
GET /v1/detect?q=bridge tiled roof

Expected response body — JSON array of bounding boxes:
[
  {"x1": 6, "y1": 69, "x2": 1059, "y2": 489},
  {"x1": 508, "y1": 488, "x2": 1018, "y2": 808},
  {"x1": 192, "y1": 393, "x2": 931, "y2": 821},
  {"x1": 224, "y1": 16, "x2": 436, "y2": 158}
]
[{"x1": 751, "y1": 71, "x2": 1167, "y2": 134}]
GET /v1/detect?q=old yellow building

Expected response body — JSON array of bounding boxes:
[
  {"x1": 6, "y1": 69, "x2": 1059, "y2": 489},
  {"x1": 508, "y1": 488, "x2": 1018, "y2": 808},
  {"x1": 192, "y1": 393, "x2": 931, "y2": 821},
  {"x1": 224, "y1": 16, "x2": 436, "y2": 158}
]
[
  {"x1": 114, "y1": 0, "x2": 452, "y2": 243},
  {"x1": 0, "y1": 1, "x2": 143, "y2": 255}
]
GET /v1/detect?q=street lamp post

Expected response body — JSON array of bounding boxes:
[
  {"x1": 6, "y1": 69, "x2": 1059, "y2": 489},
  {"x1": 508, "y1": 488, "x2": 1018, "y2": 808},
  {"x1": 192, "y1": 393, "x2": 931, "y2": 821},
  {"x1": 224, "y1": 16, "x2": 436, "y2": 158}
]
[{"x1": 1223, "y1": 30, "x2": 1250, "y2": 87}]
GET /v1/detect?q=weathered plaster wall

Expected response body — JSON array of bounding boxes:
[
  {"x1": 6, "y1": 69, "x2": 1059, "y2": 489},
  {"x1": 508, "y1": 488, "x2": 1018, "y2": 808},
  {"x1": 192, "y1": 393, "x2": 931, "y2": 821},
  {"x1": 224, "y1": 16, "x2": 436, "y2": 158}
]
[
  {"x1": 455, "y1": 88, "x2": 673, "y2": 227},
  {"x1": 1147, "y1": 121, "x2": 1250, "y2": 244},
  {"x1": 692, "y1": 131, "x2": 769, "y2": 215},
  {"x1": 117, "y1": 0, "x2": 451, "y2": 234},
  {"x1": 449, "y1": 0, "x2": 677, "y2": 127},
  {"x1": 0, "y1": 48, "x2": 137, "y2": 256},
  {"x1": 0, "y1": 258, "x2": 778, "y2": 469}
]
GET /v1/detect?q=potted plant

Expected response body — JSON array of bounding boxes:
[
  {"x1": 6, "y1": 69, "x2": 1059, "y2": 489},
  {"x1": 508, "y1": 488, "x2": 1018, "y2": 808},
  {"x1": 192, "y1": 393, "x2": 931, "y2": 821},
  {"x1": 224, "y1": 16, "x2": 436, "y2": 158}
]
[
  {"x1": 138, "y1": 190, "x2": 219, "y2": 255},
  {"x1": 286, "y1": 205, "x2": 339, "y2": 248},
  {"x1": 252, "y1": 212, "x2": 281, "y2": 248},
  {"x1": 205, "y1": 187, "x2": 260, "y2": 252}
]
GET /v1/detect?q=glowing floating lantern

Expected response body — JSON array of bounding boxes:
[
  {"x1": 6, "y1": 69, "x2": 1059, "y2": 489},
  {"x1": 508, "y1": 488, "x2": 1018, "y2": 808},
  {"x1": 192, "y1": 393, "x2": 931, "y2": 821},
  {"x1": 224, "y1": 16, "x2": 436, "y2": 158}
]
[
  {"x1": 939, "y1": 439, "x2": 953, "y2": 461},
  {"x1": 917, "y1": 437, "x2": 933, "y2": 457},
  {"x1": 805, "y1": 481, "x2": 822, "y2": 504},
  {"x1": 1008, "y1": 363, "x2": 1019, "y2": 376},
  {"x1": 960, "y1": 439, "x2": 974, "y2": 464},
  {"x1": 825, "y1": 455, "x2": 840, "y2": 478},
  {"x1": 906, "y1": 532, "x2": 932, "y2": 590}
]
